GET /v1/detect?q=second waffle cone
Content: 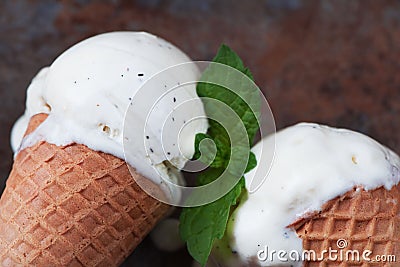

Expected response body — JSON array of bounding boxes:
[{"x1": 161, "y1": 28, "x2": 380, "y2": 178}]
[
  {"x1": 0, "y1": 113, "x2": 169, "y2": 266},
  {"x1": 292, "y1": 184, "x2": 400, "y2": 266}
]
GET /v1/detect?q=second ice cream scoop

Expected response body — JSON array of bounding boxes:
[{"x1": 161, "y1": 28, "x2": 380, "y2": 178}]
[{"x1": 213, "y1": 123, "x2": 400, "y2": 266}]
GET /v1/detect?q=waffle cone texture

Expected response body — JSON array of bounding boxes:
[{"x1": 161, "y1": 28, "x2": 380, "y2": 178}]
[
  {"x1": 292, "y1": 184, "x2": 400, "y2": 266},
  {"x1": 0, "y1": 114, "x2": 169, "y2": 266}
]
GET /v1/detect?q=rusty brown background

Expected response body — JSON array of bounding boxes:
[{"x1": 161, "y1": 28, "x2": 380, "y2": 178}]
[{"x1": 1, "y1": 0, "x2": 400, "y2": 266}]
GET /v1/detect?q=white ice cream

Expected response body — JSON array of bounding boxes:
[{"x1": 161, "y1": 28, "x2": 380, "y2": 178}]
[
  {"x1": 11, "y1": 31, "x2": 208, "y2": 199},
  {"x1": 150, "y1": 218, "x2": 185, "y2": 252},
  {"x1": 215, "y1": 123, "x2": 400, "y2": 266}
]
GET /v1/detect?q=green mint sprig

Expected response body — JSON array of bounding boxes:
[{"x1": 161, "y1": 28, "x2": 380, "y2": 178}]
[{"x1": 179, "y1": 45, "x2": 261, "y2": 266}]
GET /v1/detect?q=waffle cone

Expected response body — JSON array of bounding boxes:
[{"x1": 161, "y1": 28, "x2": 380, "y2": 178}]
[
  {"x1": 0, "y1": 113, "x2": 170, "y2": 266},
  {"x1": 291, "y1": 184, "x2": 400, "y2": 266}
]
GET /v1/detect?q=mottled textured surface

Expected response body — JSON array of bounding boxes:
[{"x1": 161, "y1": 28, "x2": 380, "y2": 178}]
[{"x1": 1, "y1": 0, "x2": 400, "y2": 266}]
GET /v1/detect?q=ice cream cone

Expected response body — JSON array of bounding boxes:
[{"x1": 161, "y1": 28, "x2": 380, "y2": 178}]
[
  {"x1": 291, "y1": 184, "x2": 400, "y2": 266},
  {"x1": 0, "y1": 113, "x2": 169, "y2": 266}
]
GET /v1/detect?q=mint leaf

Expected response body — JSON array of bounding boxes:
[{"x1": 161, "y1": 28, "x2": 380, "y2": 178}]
[
  {"x1": 180, "y1": 177, "x2": 245, "y2": 265},
  {"x1": 179, "y1": 44, "x2": 261, "y2": 266},
  {"x1": 197, "y1": 168, "x2": 224, "y2": 186},
  {"x1": 197, "y1": 45, "x2": 260, "y2": 145},
  {"x1": 193, "y1": 131, "x2": 229, "y2": 169},
  {"x1": 210, "y1": 44, "x2": 254, "y2": 81},
  {"x1": 245, "y1": 151, "x2": 257, "y2": 173}
]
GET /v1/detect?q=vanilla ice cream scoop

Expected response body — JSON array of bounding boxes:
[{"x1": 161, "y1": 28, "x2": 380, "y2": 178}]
[
  {"x1": 11, "y1": 31, "x2": 207, "y2": 197},
  {"x1": 214, "y1": 123, "x2": 400, "y2": 266}
]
